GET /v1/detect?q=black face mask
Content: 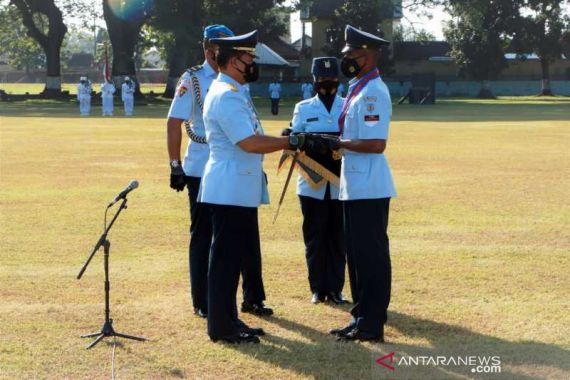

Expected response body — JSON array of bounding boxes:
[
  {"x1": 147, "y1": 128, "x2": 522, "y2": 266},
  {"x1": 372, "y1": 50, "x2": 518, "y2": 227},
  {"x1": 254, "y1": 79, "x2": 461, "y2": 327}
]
[
  {"x1": 236, "y1": 58, "x2": 259, "y2": 83},
  {"x1": 314, "y1": 80, "x2": 339, "y2": 96},
  {"x1": 340, "y1": 55, "x2": 364, "y2": 78}
]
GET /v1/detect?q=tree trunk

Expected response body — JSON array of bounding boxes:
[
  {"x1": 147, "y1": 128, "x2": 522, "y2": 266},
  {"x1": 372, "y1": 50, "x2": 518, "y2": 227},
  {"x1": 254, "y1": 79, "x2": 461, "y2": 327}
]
[
  {"x1": 477, "y1": 80, "x2": 496, "y2": 99},
  {"x1": 539, "y1": 58, "x2": 553, "y2": 96},
  {"x1": 163, "y1": 36, "x2": 192, "y2": 98},
  {"x1": 11, "y1": 0, "x2": 67, "y2": 97},
  {"x1": 103, "y1": 0, "x2": 146, "y2": 99}
]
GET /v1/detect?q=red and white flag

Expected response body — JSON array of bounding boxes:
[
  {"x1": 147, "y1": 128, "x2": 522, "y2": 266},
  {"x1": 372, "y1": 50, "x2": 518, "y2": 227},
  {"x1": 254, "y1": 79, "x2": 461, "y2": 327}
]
[{"x1": 102, "y1": 44, "x2": 110, "y2": 82}]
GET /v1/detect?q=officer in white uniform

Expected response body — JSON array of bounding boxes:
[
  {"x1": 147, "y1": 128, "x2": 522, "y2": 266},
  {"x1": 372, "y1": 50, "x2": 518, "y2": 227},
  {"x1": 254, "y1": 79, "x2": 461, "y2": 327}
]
[
  {"x1": 326, "y1": 25, "x2": 397, "y2": 343},
  {"x1": 268, "y1": 79, "x2": 281, "y2": 115},
  {"x1": 100, "y1": 80, "x2": 116, "y2": 116},
  {"x1": 301, "y1": 80, "x2": 313, "y2": 100},
  {"x1": 199, "y1": 30, "x2": 317, "y2": 343},
  {"x1": 288, "y1": 57, "x2": 347, "y2": 305},
  {"x1": 77, "y1": 76, "x2": 92, "y2": 116},
  {"x1": 121, "y1": 76, "x2": 135, "y2": 116}
]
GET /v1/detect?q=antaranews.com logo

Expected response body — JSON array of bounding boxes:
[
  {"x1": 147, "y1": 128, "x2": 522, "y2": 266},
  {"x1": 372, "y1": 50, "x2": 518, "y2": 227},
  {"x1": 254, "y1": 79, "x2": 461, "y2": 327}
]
[{"x1": 375, "y1": 352, "x2": 502, "y2": 374}]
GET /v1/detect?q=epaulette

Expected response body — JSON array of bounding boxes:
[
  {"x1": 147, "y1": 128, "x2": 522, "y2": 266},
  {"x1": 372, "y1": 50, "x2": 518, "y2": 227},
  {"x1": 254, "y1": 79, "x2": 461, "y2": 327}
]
[
  {"x1": 224, "y1": 83, "x2": 238, "y2": 92},
  {"x1": 187, "y1": 65, "x2": 203, "y2": 74}
]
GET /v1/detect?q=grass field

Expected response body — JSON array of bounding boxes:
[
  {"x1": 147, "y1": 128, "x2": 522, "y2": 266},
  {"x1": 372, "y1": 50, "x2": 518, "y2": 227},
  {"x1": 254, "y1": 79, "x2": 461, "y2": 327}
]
[
  {"x1": 0, "y1": 83, "x2": 166, "y2": 95},
  {"x1": 1, "y1": 97, "x2": 569, "y2": 379}
]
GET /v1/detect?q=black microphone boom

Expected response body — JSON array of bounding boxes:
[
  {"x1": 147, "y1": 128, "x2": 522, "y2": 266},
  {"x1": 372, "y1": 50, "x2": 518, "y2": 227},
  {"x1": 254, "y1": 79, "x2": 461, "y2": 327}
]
[{"x1": 108, "y1": 180, "x2": 139, "y2": 208}]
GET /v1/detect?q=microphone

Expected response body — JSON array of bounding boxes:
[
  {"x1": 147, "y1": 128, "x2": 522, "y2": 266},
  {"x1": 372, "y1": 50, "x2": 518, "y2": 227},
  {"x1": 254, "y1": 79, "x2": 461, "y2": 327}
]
[{"x1": 108, "y1": 180, "x2": 139, "y2": 208}]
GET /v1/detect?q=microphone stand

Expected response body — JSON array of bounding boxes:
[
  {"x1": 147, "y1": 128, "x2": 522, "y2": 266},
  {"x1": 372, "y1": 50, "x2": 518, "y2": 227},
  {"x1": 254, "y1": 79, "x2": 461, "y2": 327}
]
[{"x1": 77, "y1": 197, "x2": 145, "y2": 349}]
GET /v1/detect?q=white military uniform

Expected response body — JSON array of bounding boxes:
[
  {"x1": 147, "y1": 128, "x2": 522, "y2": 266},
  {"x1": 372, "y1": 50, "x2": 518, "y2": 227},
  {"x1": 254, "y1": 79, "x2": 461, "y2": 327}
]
[
  {"x1": 101, "y1": 82, "x2": 116, "y2": 116},
  {"x1": 268, "y1": 82, "x2": 281, "y2": 99},
  {"x1": 291, "y1": 95, "x2": 344, "y2": 200},
  {"x1": 198, "y1": 73, "x2": 269, "y2": 208},
  {"x1": 301, "y1": 83, "x2": 313, "y2": 100},
  {"x1": 121, "y1": 81, "x2": 135, "y2": 116},
  {"x1": 339, "y1": 74, "x2": 396, "y2": 200},
  {"x1": 167, "y1": 61, "x2": 216, "y2": 178},
  {"x1": 77, "y1": 81, "x2": 92, "y2": 116}
]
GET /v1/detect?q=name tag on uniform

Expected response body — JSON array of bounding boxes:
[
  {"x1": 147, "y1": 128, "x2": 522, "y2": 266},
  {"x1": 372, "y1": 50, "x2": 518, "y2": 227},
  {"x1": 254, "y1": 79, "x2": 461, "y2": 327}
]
[
  {"x1": 364, "y1": 114, "x2": 380, "y2": 127},
  {"x1": 306, "y1": 117, "x2": 319, "y2": 122}
]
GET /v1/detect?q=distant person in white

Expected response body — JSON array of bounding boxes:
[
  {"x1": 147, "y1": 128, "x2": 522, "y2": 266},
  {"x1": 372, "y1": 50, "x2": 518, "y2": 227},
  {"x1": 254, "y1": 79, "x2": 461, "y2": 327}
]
[
  {"x1": 101, "y1": 80, "x2": 116, "y2": 116},
  {"x1": 268, "y1": 79, "x2": 282, "y2": 115},
  {"x1": 121, "y1": 76, "x2": 135, "y2": 116},
  {"x1": 301, "y1": 80, "x2": 313, "y2": 100},
  {"x1": 338, "y1": 82, "x2": 345, "y2": 97},
  {"x1": 77, "y1": 76, "x2": 92, "y2": 116}
]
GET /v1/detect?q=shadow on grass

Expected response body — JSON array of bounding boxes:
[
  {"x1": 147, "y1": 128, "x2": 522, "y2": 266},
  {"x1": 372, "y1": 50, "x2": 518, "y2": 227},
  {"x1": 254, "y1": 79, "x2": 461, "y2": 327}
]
[{"x1": 229, "y1": 312, "x2": 569, "y2": 379}]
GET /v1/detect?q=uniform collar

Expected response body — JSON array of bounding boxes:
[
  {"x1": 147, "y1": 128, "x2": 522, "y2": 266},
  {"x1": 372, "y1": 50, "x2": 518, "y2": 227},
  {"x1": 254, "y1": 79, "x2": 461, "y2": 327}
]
[
  {"x1": 218, "y1": 72, "x2": 244, "y2": 92},
  {"x1": 312, "y1": 94, "x2": 343, "y2": 115},
  {"x1": 202, "y1": 60, "x2": 217, "y2": 78}
]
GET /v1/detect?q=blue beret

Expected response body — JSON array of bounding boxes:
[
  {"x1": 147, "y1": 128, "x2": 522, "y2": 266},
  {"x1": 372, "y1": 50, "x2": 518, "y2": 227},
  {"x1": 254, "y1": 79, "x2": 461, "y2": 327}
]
[
  {"x1": 311, "y1": 57, "x2": 339, "y2": 78},
  {"x1": 204, "y1": 25, "x2": 234, "y2": 41}
]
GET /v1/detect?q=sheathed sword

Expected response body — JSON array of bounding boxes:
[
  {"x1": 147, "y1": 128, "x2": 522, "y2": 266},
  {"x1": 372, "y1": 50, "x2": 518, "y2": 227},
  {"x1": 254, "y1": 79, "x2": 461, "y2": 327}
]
[{"x1": 272, "y1": 151, "x2": 298, "y2": 224}]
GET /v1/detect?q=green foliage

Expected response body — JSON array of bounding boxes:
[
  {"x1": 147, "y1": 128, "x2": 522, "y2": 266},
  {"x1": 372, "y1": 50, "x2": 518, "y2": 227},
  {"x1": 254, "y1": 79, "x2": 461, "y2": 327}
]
[
  {"x1": 393, "y1": 24, "x2": 436, "y2": 42},
  {"x1": 510, "y1": 0, "x2": 568, "y2": 64},
  {"x1": 444, "y1": 0, "x2": 520, "y2": 83},
  {"x1": 0, "y1": 5, "x2": 45, "y2": 72},
  {"x1": 204, "y1": 0, "x2": 288, "y2": 37}
]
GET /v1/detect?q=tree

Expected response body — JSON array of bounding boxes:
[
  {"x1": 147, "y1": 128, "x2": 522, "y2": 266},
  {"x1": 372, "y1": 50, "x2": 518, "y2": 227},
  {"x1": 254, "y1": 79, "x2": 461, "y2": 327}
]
[
  {"x1": 103, "y1": 0, "x2": 153, "y2": 97},
  {"x1": 10, "y1": 0, "x2": 68, "y2": 96},
  {"x1": 444, "y1": 0, "x2": 520, "y2": 98},
  {"x1": 150, "y1": 0, "x2": 203, "y2": 97},
  {"x1": 393, "y1": 24, "x2": 436, "y2": 42},
  {"x1": 510, "y1": 0, "x2": 568, "y2": 95},
  {"x1": 323, "y1": 0, "x2": 396, "y2": 76},
  {"x1": 0, "y1": 5, "x2": 45, "y2": 73},
  {"x1": 204, "y1": 0, "x2": 288, "y2": 37}
]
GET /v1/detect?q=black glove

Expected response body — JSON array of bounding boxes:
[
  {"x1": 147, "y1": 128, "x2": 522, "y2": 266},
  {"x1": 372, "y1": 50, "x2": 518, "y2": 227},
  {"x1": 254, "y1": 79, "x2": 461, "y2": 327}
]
[
  {"x1": 281, "y1": 127, "x2": 293, "y2": 136},
  {"x1": 170, "y1": 161, "x2": 186, "y2": 192},
  {"x1": 299, "y1": 134, "x2": 329, "y2": 155},
  {"x1": 321, "y1": 135, "x2": 341, "y2": 151}
]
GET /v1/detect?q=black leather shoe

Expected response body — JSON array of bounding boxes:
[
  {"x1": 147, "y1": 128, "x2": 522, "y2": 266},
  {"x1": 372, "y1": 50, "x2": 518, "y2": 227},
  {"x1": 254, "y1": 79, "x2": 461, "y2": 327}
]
[
  {"x1": 311, "y1": 292, "x2": 326, "y2": 304},
  {"x1": 337, "y1": 328, "x2": 384, "y2": 342},
  {"x1": 329, "y1": 323, "x2": 356, "y2": 337},
  {"x1": 211, "y1": 332, "x2": 260, "y2": 344},
  {"x1": 327, "y1": 292, "x2": 348, "y2": 305},
  {"x1": 241, "y1": 301, "x2": 274, "y2": 316},
  {"x1": 240, "y1": 325, "x2": 266, "y2": 336},
  {"x1": 193, "y1": 307, "x2": 207, "y2": 318},
  {"x1": 236, "y1": 319, "x2": 266, "y2": 336}
]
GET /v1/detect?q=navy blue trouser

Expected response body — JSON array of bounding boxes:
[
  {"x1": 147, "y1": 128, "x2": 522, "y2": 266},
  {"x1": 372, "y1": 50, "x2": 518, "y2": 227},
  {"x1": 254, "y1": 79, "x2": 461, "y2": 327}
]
[
  {"x1": 207, "y1": 204, "x2": 262, "y2": 339},
  {"x1": 299, "y1": 185, "x2": 345, "y2": 294},
  {"x1": 343, "y1": 198, "x2": 391, "y2": 336},
  {"x1": 270, "y1": 98, "x2": 280, "y2": 115},
  {"x1": 186, "y1": 177, "x2": 265, "y2": 312}
]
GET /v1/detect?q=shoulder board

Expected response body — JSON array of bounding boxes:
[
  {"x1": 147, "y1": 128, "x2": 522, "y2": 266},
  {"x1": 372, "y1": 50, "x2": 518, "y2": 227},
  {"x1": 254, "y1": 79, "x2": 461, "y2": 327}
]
[
  {"x1": 297, "y1": 98, "x2": 313, "y2": 107},
  {"x1": 186, "y1": 65, "x2": 204, "y2": 74},
  {"x1": 224, "y1": 83, "x2": 238, "y2": 92}
]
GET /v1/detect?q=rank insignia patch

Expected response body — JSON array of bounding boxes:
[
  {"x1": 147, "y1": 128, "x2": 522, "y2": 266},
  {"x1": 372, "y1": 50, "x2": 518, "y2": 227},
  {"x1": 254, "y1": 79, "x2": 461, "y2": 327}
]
[{"x1": 306, "y1": 117, "x2": 319, "y2": 122}]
